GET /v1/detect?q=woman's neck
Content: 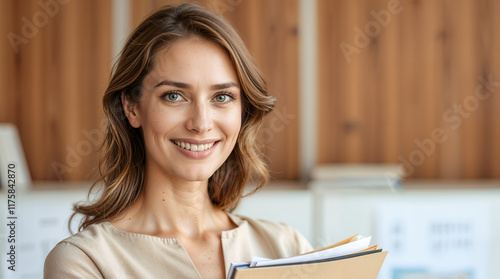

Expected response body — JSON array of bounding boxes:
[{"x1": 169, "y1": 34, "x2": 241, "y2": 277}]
[{"x1": 110, "y1": 173, "x2": 230, "y2": 239}]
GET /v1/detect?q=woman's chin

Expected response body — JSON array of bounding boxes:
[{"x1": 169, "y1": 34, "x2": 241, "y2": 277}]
[{"x1": 175, "y1": 169, "x2": 217, "y2": 183}]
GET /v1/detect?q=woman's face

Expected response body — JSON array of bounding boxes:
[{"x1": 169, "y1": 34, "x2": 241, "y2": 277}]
[{"x1": 125, "y1": 37, "x2": 242, "y2": 183}]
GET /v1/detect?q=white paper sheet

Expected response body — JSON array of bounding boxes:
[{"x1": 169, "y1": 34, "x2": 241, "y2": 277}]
[{"x1": 251, "y1": 235, "x2": 372, "y2": 267}]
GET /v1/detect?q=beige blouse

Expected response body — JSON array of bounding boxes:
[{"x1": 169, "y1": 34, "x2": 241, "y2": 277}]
[{"x1": 44, "y1": 213, "x2": 312, "y2": 278}]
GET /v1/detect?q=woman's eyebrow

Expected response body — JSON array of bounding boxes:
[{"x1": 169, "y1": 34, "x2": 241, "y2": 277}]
[
  {"x1": 154, "y1": 80, "x2": 191, "y2": 89},
  {"x1": 153, "y1": 80, "x2": 239, "y2": 91},
  {"x1": 210, "y1": 82, "x2": 239, "y2": 90}
]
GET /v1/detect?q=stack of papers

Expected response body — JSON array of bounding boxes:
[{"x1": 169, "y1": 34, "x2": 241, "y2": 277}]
[{"x1": 227, "y1": 234, "x2": 387, "y2": 279}]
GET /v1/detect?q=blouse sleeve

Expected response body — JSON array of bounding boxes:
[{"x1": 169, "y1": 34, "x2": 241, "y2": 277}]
[
  {"x1": 288, "y1": 225, "x2": 314, "y2": 255},
  {"x1": 44, "y1": 241, "x2": 103, "y2": 279}
]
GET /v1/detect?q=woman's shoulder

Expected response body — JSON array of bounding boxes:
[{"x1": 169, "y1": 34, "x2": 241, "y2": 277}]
[
  {"x1": 44, "y1": 223, "x2": 111, "y2": 278},
  {"x1": 232, "y1": 213, "x2": 299, "y2": 234},
  {"x1": 229, "y1": 213, "x2": 313, "y2": 256},
  {"x1": 46, "y1": 221, "x2": 159, "y2": 259},
  {"x1": 52, "y1": 222, "x2": 113, "y2": 250}
]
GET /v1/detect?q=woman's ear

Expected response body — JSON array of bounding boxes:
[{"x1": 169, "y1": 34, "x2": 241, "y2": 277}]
[{"x1": 121, "y1": 91, "x2": 141, "y2": 128}]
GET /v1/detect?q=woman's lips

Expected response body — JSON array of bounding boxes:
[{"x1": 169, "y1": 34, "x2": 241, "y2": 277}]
[
  {"x1": 171, "y1": 140, "x2": 220, "y2": 159},
  {"x1": 173, "y1": 140, "x2": 216, "y2": 152}
]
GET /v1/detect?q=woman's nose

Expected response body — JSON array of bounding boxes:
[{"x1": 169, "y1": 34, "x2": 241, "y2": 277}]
[{"x1": 185, "y1": 102, "x2": 213, "y2": 134}]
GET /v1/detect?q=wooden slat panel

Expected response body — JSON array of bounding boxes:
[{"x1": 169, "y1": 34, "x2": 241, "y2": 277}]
[
  {"x1": 52, "y1": 0, "x2": 88, "y2": 180},
  {"x1": 317, "y1": 0, "x2": 335, "y2": 164},
  {"x1": 342, "y1": 0, "x2": 364, "y2": 163},
  {"x1": 331, "y1": 0, "x2": 351, "y2": 164},
  {"x1": 377, "y1": 0, "x2": 401, "y2": 165},
  {"x1": 398, "y1": 0, "x2": 423, "y2": 178},
  {"x1": 415, "y1": 0, "x2": 442, "y2": 178},
  {"x1": 361, "y1": 0, "x2": 382, "y2": 163},
  {"x1": 0, "y1": 0, "x2": 17, "y2": 124},
  {"x1": 317, "y1": 0, "x2": 500, "y2": 180},
  {"x1": 439, "y1": 0, "x2": 462, "y2": 179},
  {"x1": 456, "y1": 0, "x2": 481, "y2": 179},
  {"x1": 489, "y1": 0, "x2": 500, "y2": 179},
  {"x1": 16, "y1": 0, "x2": 47, "y2": 180},
  {"x1": 465, "y1": 0, "x2": 493, "y2": 179}
]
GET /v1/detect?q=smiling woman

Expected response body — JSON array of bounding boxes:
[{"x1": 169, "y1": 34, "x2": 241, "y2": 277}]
[
  {"x1": 43, "y1": 3, "x2": 312, "y2": 279},
  {"x1": 123, "y1": 37, "x2": 243, "y2": 184}
]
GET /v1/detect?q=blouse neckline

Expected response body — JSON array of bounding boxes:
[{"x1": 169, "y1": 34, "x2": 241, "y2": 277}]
[{"x1": 101, "y1": 212, "x2": 245, "y2": 242}]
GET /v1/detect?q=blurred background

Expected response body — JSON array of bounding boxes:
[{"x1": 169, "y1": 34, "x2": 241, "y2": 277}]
[{"x1": 0, "y1": 0, "x2": 499, "y2": 278}]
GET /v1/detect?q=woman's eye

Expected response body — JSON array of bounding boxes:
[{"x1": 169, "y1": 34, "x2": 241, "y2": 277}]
[
  {"x1": 215, "y1": 95, "x2": 227, "y2": 102},
  {"x1": 164, "y1": 92, "x2": 183, "y2": 102},
  {"x1": 213, "y1": 93, "x2": 234, "y2": 104}
]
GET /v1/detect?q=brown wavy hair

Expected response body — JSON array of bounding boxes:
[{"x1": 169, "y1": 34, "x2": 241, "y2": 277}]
[{"x1": 71, "y1": 3, "x2": 276, "y2": 231}]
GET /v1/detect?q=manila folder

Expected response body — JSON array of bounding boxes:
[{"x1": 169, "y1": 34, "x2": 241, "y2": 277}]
[{"x1": 233, "y1": 250, "x2": 387, "y2": 279}]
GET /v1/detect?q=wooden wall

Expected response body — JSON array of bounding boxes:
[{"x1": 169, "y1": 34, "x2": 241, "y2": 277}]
[
  {"x1": 317, "y1": 0, "x2": 500, "y2": 179},
  {"x1": 0, "y1": 0, "x2": 111, "y2": 181},
  {"x1": 1, "y1": 0, "x2": 499, "y2": 182}
]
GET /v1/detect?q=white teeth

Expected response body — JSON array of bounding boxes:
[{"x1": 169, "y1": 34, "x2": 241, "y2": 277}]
[{"x1": 174, "y1": 141, "x2": 216, "y2": 152}]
